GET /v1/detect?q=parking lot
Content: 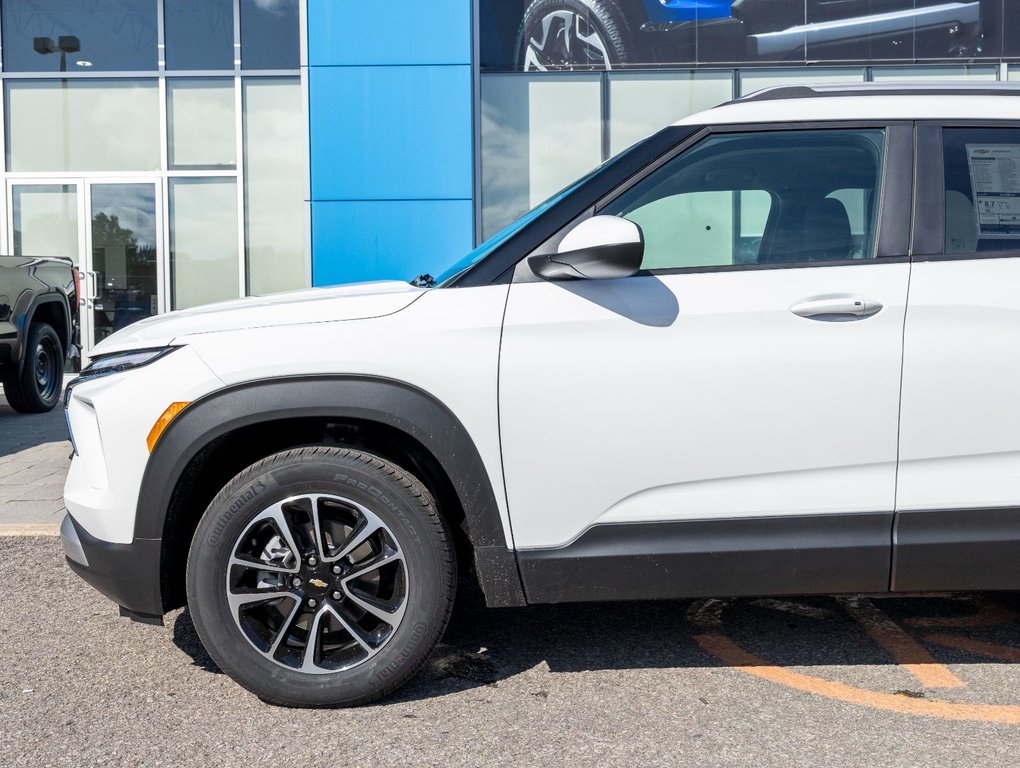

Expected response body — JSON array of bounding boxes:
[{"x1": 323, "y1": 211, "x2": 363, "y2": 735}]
[{"x1": 3, "y1": 398, "x2": 1020, "y2": 766}]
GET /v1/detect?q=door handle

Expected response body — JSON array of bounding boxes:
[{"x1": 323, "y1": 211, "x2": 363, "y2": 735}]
[
  {"x1": 790, "y1": 296, "x2": 882, "y2": 320},
  {"x1": 86, "y1": 270, "x2": 100, "y2": 301}
]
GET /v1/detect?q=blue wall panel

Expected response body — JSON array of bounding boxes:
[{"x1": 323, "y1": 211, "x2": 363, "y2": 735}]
[
  {"x1": 312, "y1": 200, "x2": 474, "y2": 286},
  {"x1": 308, "y1": 0, "x2": 471, "y2": 66},
  {"x1": 309, "y1": 65, "x2": 472, "y2": 201},
  {"x1": 307, "y1": 0, "x2": 475, "y2": 287}
]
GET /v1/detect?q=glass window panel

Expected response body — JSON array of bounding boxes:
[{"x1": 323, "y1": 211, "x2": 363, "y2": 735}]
[
  {"x1": 942, "y1": 127, "x2": 1020, "y2": 255},
  {"x1": 90, "y1": 184, "x2": 159, "y2": 344},
  {"x1": 165, "y1": 0, "x2": 234, "y2": 71},
  {"x1": 6, "y1": 80, "x2": 159, "y2": 172},
  {"x1": 170, "y1": 179, "x2": 239, "y2": 310},
  {"x1": 168, "y1": 79, "x2": 236, "y2": 169},
  {"x1": 240, "y1": 0, "x2": 300, "y2": 70},
  {"x1": 12, "y1": 185, "x2": 78, "y2": 262},
  {"x1": 2, "y1": 1, "x2": 157, "y2": 72},
  {"x1": 738, "y1": 68, "x2": 865, "y2": 97},
  {"x1": 609, "y1": 71, "x2": 733, "y2": 156},
  {"x1": 244, "y1": 78, "x2": 305, "y2": 295},
  {"x1": 871, "y1": 66, "x2": 998, "y2": 81},
  {"x1": 480, "y1": 73, "x2": 602, "y2": 239},
  {"x1": 603, "y1": 130, "x2": 885, "y2": 271}
]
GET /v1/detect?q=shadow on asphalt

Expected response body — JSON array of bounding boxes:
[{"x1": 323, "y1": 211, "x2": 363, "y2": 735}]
[
  {"x1": 170, "y1": 589, "x2": 1020, "y2": 705},
  {"x1": 0, "y1": 395, "x2": 71, "y2": 458}
]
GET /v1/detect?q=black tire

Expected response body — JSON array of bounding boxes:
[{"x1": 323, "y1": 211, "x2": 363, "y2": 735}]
[
  {"x1": 3, "y1": 322, "x2": 63, "y2": 413},
  {"x1": 186, "y1": 447, "x2": 456, "y2": 707},
  {"x1": 515, "y1": 0, "x2": 632, "y2": 71}
]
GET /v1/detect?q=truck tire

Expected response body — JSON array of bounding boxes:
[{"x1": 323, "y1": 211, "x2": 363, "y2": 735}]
[
  {"x1": 186, "y1": 446, "x2": 457, "y2": 707},
  {"x1": 515, "y1": 0, "x2": 632, "y2": 70},
  {"x1": 3, "y1": 322, "x2": 64, "y2": 413}
]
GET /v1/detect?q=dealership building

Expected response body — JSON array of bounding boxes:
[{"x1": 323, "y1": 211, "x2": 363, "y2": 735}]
[{"x1": 5, "y1": 0, "x2": 1020, "y2": 354}]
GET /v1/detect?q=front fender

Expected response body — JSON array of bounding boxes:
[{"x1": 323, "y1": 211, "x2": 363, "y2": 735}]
[{"x1": 136, "y1": 374, "x2": 526, "y2": 608}]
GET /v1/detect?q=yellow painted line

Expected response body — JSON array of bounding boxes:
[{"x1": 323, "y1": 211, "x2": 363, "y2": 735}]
[
  {"x1": 837, "y1": 596, "x2": 966, "y2": 689},
  {"x1": 925, "y1": 633, "x2": 1020, "y2": 663},
  {"x1": 905, "y1": 595, "x2": 1017, "y2": 629},
  {"x1": 0, "y1": 523, "x2": 60, "y2": 537},
  {"x1": 695, "y1": 633, "x2": 1020, "y2": 725}
]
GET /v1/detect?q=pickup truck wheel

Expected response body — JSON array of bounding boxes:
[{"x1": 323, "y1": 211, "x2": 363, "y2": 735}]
[
  {"x1": 186, "y1": 446, "x2": 456, "y2": 707},
  {"x1": 3, "y1": 323, "x2": 63, "y2": 413}
]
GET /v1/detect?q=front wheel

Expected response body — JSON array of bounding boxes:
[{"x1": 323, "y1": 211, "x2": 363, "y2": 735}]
[
  {"x1": 186, "y1": 447, "x2": 456, "y2": 707},
  {"x1": 3, "y1": 322, "x2": 63, "y2": 413}
]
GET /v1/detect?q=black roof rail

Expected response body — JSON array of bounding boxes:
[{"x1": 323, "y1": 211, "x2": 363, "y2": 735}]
[{"x1": 733, "y1": 82, "x2": 1020, "y2": 104}]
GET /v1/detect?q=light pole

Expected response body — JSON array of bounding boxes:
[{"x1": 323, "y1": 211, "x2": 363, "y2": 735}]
[{"x1": 33, "y1": 36, "x2": 81, "y2": 170}]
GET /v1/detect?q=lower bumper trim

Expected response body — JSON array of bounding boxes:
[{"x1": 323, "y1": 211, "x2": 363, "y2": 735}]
[
  {"x1": 60, "y1": 513, "x2": 89, "y2": 566},
  {"x1": 61, "y1": 513, "x2": 164, "y2": 623}
]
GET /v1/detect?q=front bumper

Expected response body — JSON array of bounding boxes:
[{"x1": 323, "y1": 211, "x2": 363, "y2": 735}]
[{"x1": 61, "y1": 512, "x2": 164, "y2": 624}]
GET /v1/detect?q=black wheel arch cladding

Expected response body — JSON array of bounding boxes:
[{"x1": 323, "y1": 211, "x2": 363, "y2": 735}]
[{"x1": 137, "y1": 374, "x2": 527, "y2": 609}]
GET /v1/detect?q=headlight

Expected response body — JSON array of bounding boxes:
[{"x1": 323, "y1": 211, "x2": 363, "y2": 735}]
[{"x1": 82, "y1": 346, "x2": 178, "y2": 376}]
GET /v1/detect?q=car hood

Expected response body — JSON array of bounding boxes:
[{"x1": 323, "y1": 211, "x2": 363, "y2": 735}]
[{"x1": 90, "y1": 280, "x2": 425, "y2": 357}]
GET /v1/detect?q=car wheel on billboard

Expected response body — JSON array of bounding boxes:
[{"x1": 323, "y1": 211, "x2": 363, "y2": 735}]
[{"x1": 515, "y1": 0, "x2": 632, "y2": 71}]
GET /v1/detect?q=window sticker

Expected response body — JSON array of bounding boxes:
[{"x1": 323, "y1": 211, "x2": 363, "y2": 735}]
[{"x1": 966, "y1": 145, "x2": 1020, "y2": 238}]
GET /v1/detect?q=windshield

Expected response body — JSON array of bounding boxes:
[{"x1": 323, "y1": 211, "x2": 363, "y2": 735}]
[{"x1": 435, "y1": 138, "x2": 654, "y2": 286}]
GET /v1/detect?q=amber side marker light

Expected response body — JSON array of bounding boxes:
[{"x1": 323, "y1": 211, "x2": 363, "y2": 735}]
[{"x1": 147, "y1": 402, "x2": 190, "y2": 452}]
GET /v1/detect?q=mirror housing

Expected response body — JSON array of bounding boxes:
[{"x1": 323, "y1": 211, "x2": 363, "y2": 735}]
[{"x1": 529, "y1": 215, "x2": 643, "y2": 281}]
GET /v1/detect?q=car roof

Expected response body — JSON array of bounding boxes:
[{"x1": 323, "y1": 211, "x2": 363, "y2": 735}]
[{"x1": 674, "y1": 82, "x2": 1020, "y2": 126}]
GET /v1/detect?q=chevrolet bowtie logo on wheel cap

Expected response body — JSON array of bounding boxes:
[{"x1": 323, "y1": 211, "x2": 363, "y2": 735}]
[{"x1": 309, "y1": 579, "x2": 328, "y2": 589}]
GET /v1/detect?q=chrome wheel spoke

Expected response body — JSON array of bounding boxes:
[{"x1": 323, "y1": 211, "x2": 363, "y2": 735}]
[
  {"x1": 267, "y1": 598, "x2": 304, "y2": 658},
  {"x1": 343, "y1": 549, "x2": 403, "y2": 582},
  {"x1": 329, "y1": 517, "x2": 384, "y2": 563},
  {"x1": 260, "y1": 502, "x2": 303, "y2": 568},
  {"x1": 309, "y1": 496, "x2": 328, "y2": 561},
  {"x1": 326, "y1": 604, "x2": 375, "y2": 653},
  {"x1": 300, "y1": 608, "x2": 326, "y2": 671},
  {"x1": 343, "y1": 589, "x2": 405, "y2": 628},
  {"x1": 227, "y1": 589, "x2": 298, "y2": 614},
  {"x1": 228, "y1": 555, "x2": 293, "y2": 574}
]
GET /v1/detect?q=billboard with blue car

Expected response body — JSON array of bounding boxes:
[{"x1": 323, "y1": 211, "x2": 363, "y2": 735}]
[{"x1": 479, "y1": 0, "x2": 1019, "y2": 70}]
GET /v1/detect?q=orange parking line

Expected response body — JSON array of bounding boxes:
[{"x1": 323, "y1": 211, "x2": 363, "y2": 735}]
[
  {"x1": 837, "y1": 596, "x2": 966, "y2": 689},
  {"x1": 925, "y1": 633, "x2": 1020, "y2": 663},
  {"x1": 695, "y1": 633, "x2": 1020, "y2": 725},
  {"x1": 905, "y1": 596, "x2": 1017, "y2": 629}
]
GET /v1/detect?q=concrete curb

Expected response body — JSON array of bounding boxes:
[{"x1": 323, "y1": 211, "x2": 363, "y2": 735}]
[{"x1": 0, "y1": 523, "x2": 60, "y2": 537}]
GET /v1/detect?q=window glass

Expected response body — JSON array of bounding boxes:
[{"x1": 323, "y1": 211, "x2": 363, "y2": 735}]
[
  {"x1": 942, "y1": 128, "x2": 1020, "y2": 254},
  {"x1": 6, "y1": 80, "x2": 160, "y2": 172},
  {"x1": 170, "y1": 179, "x2": 239, "y2": 310},
  {"x1": 240, "y1": 0, "x2": 300, "y2": 70},
  {"x1": 168, "y1": 79, "x2": 236, "y2": 169},
  {"x1": 243, "y1": 78, "x2": 305, "y2": 295},
  {"x1": 12, "y1": 185, "x2": 78, "y2": 262},
  {"x1": 481, "y1": 73, "x2": 602, "y2": 239},
  {"x1": 608, "y1": 72, "x2": 733, "y2": 155},
  {"x1": 738, "y1": 68, "x2": 864, "y2": 97},
  {"x1": 871, "y1": 66, "x2": 998, "y2": 82},
  {"x1": 602, "y1": 130, "x2": 885, "y2": 271},
  {"x1": 165, "y1": 0, "x2": 234, "y2": 71},
  {"x1": 2, "y1": 0, "x2": 157, "y2": 72}
]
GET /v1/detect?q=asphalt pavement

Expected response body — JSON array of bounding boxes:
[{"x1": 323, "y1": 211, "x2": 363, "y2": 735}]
[{"x1": 3, "y1": 393, "x2": 1020, "y2": 766}]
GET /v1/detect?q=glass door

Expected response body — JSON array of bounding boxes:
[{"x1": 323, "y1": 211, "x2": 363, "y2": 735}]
[
  {"x1": 85, "y1": 181, "x2": 163, "y2": 349},
  {"x1": 8, "y1": 179, "x2": 164, "y2": 357}
]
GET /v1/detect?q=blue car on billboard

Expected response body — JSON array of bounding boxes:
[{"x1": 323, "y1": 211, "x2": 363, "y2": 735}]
[{"x1": 515, "y1": 0, "x2": 987, "y2": 69}]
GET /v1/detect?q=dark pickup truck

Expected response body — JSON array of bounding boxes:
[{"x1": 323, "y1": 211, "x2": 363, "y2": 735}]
[{"x1": 0, "y1": 256, "x2": 79, "y2": 413}]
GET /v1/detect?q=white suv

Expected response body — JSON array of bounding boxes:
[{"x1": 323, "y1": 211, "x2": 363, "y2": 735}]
[{"x1": 62, "y1": 83, "x2": 1020, "y2": 706}]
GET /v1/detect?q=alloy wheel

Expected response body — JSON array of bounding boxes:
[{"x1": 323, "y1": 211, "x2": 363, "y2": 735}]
[
  {"x1": 523, "y1": 10, "x2": 612, "y2": 71},
  {"x1": 225, "y1": 493, "x2": 407, "y2": 674}
]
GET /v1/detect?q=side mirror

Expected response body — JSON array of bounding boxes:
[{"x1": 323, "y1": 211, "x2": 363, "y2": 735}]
[{"x1": 529, "y1": 215, "x2": 643, "y2": 281}]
